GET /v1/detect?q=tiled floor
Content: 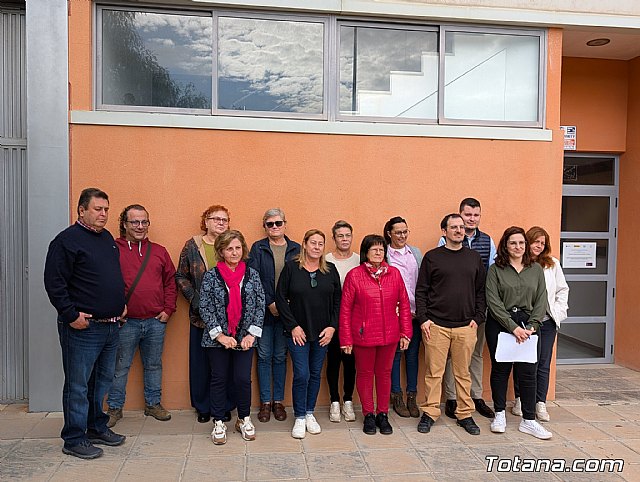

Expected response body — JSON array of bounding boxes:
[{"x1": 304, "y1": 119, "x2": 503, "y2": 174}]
[{"x1": 2, "y1": 364, "x2": 640, "y2": 481}]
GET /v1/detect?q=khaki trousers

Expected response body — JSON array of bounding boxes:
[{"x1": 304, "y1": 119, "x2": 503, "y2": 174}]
[
  {"x1": 420, "y1": 324, "x2": 477, "y2": 421},
  {"x1": 443, "y1": 322, "x2": 486, "y2": 400}
]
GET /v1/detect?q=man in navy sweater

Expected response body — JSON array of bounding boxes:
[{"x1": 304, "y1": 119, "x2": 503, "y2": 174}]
[{"x1": 44, "y1": 188, "x2": 127, "y2": 459}]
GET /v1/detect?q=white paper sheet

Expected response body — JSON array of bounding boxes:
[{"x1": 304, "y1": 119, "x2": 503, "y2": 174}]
[{"x1": 495, "y1": 333, "x2": 538, "y2": 363}]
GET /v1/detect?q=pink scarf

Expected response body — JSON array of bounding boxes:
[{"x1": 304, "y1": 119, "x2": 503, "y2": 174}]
[
  {"x1": 365, "y1": 261, "x2": 389, "y2": 281},
  {"x1": 216, "y1": 261, "x2": 246, "y2": 336}
]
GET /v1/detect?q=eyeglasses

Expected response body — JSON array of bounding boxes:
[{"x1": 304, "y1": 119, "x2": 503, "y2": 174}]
[
  {"x1": 392, "y1": 230, "x2": 409, "y2": 236},
  {"x1": 207, "y1": 216, "x2": 229, "y2": 224},
  {"x1": 335, "y1": 233, "x2": 352, "y2": 239},
  {"x1": 309, "y1": 272, "x2": 317, "y2": 288},
  {"x1": 265, "y1": 220, "x2": 284, "y2": 228},
  {"x1": 126, "y1": 220, "x2": 150, "y2": 227}
]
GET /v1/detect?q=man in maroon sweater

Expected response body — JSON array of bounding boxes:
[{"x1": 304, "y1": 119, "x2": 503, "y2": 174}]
[
  {"x1": 415, "y1": 214, "x2": 486, "y2": 436},
  {"x1": 106, "y1": 204, "x2": 177, "y2": 427}
]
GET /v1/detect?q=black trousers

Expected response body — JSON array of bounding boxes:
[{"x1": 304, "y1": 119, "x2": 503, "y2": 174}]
[
  {"x1": 207, "y1": 347, "x2": 253, "y2": 420},
  {"x1": 326, "y1": 336, "x2": 356, "y2": 403},
  {"x1": 485, "y1": 313, "x2": 539, "y2": 420}
]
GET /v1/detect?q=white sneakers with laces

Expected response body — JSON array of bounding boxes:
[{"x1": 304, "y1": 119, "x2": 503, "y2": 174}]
[
  {"x1": 490, "y1": 410, "x2": 506, "y2": 433},
  {"x1": 211, "y1": 420, "x2": 227, "y2": 445},
  {"x1": 519, "y1": 418, "x2": 553, "y2": 439},
  {"x1": 291, "y1": 418, "x2": 306, "y2": 439},
  {"x1": 342, "y1": 401, "x2": 356, "y2": 422},
  {"x1": 536, "y1": 401, "x2": 550, "y2": 422},
  {"x1": 511, "y1": 397, "x2": 523, "y2": 416},
  {"x1": 305, "y1": 413, "x2": 322, "y2": 434},
  {"x1": 235, "y1": 416, "x2": 256, "y2": 441},
  {"x1": 329, "y1": 402, "x2": 341, "y2": 423}
]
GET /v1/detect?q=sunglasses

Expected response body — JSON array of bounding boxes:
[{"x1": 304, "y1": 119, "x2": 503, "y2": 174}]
[
  {"x1": 310, "y1": 272, "x2": 317, "y2": 288},
  {"x1": 265, "y1": 220, "x2": 284, "y2": 228}
]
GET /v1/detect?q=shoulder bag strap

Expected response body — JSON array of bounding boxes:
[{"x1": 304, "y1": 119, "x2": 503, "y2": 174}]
[{"x1": 125, "y1": 243, "x2": 152, "y2": 304}]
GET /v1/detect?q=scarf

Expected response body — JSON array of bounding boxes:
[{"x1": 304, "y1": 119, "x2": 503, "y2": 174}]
[
  {"x1": 365, "y1": 261, "x2": 389, "y2": 281},
  {"x1": 216, "y1": 261, "x2": 246, "y2": 336}
]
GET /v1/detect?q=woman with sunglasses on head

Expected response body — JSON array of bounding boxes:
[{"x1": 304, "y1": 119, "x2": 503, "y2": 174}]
[
  {"x1": 199, "y1": 230, "x2": 265, "y2": 445},
  {"x1": 247, "y1": 208, "x2": 300, "y2": 424},
  {"x1": 485, "y1": 226, "x2": 551, "y2": 440},
  {"x1": 384, "y1": 216, "x2": 423, "y2": 418},
  {"x1": 275, "y1": 229, "x2": 341, "y2": 439},
  {"x1": 339, "y1": 235, "x2": 412, "y2": 436},
  {"x1": 512, "y1": 226, "x2": 569, "y2": 422},
  {"x1": 176, "y1": 205, "x2": 232, "y2": 424}
]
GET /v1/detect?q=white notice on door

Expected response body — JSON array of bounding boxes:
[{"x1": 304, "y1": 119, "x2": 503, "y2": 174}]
[{"x1": 563, "y1": 242, "x2": 597, "y2": 268}]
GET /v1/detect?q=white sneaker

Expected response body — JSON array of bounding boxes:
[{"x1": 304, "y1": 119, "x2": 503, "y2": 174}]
[
  {"x1": 305, "y1": 413, "x2": 322, "y2": 434},
  {"x1": 490, "y1": 410, "x2": 506, "y2": 433},
  {"x1": 519, "y1": 418, "x2": 552, "y2": 440},
  {"x1": 235, "y1": 416, "x2": 256, "y2": 441},
  {"x1": 511, "y1": 397, "x2": 522, "y2": 416},
  {"x1": 291, "y1": 418, "x2": 306, "y2": 439},
  {"x1": 211, "y1": 420, "x2": 227, "y2": 445},
  {"x1": 536, "y1": 402, "x2": 550, "y2": 422},
  {"x1": 329, "y1": 402, "x2": 341, "y2": 422},
  {"x1": 342, "y1": 401, "x2": 356, "y2": 422}
]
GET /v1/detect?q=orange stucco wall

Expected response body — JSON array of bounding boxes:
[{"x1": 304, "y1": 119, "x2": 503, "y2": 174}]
[
  {"x1": 615, "y1": 56, "x2": 640, "y2": 371},
  {"x1": 560, "y1": 57, "x2": 628, "y2": 153},
  {"x1": 67, "y1": 3, "x2": 564, "y2": 409}
]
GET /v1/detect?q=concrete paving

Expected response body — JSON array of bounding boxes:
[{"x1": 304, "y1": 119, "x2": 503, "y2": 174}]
[{"x1": 1, "y1": 364, "x2": 639, "y2": 481}]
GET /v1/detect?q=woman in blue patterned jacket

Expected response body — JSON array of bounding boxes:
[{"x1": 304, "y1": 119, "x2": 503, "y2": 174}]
[{"x1": 199, "y1": 230, "x2": 265, "y2": 445}]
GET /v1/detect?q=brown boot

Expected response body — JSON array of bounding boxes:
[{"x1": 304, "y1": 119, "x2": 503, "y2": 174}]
[
  {"x1": 391, "y1": 391, "x2": 410, "y2": 418},
  {"x1": 406, "y1": 392, "x2": 420, "y2": 418},
  {"x1": 272, "y1": 402, "x2": 287, "y2": 421},
  {"x1": 106, "y1": 407, "x2": 122, "y2": 428},
  {"x1": 257, "y1": 402, "x2": 271, "y2": 423}
]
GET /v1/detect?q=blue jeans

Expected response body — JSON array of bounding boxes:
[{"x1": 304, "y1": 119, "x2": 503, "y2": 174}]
[
  {"x1": 58, "y1": 320, "x2": 120, "y2": 448},
  {"x1": 514, "y1": 319, "x2": 557, "y2": 402},
  {"x1": 107, "y1": 317, "x2": 166, "y2": 408},
  {"x1": 391, "y1": 318, "x2": 421, "y2": 393},
  {"x1": 287, "y1": 338, "x2": 327, "y2": 418},
  {"x1": 257, "y1": 320, "x2": 288, "y2": 403}
]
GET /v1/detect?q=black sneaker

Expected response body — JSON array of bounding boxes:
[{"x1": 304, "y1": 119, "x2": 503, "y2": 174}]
[
  {"x1": 444, "y1": 399, "x2": 457, "y2": 419},
  {"x1": 62, "y1": 440, "x2": 103, "y2": 459},
  {"x1": 473, "y1": 398, "x2": 495, "y2": 419},
  {"x1": 417, "y1": 413, "x2": 435, "y2": 433},
  {"x1": 375, "y1": 412, "x2": 393, "y2": 435},
  {"x1": 86, "y1": 428, "x2": 126, "y2": 446},
  {"x1": 197, "y1": 412, "x2": 211, "y2": 423},
  {"x1": 456, "y1": 417, "x2": 481, "y2": 435},
  {"x1": 222, "y1": 411, "x2": 232, "y2": 422},
  {"x1": 363, "y1": 413, "x2": 377, "y2": 435}
]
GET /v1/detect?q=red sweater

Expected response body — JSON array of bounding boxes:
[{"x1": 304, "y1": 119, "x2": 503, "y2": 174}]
[
  {"x1": 339, "y1": 264, "x2": 412, "y2": 347},
  {"x1": 117, "y1": 237, "x2": 177, "y2": 319}
]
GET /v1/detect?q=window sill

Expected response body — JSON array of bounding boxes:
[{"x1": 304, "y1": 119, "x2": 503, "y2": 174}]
[{"x1": 70, "y1": 110, "x2": 552, "y2": 141}]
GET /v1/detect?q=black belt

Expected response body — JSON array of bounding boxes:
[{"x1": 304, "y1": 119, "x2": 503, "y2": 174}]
[{"x1": 91, "y1": 317, "x2": 120, "y2": 323}]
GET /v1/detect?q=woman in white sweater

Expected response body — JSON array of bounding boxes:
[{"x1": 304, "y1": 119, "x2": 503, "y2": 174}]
[{"x1": 512, "y1": 226, "x2": 569, "y2": 421}]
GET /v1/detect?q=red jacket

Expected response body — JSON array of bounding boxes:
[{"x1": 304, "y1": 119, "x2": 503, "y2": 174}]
[
  {"x1": 117, "y1": 237, "x2": 177, "y2": 319},
  {"x1": 339, "y1": 264, "x2": 412, "y2": 347}
]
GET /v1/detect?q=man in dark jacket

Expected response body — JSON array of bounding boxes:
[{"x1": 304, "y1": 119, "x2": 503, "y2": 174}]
[
  {"x1": 247, "y1": 208, "x2": 300, "y2": 423},
  {"x1": 416, "y1": 214, "x2": 486, "y2": 436},
  {"x1": 106, "y1": 204, "x2": 177, "y2": 428},
  {"x1": 44, "y1": 188, "x2": 127, "y2": 460}
]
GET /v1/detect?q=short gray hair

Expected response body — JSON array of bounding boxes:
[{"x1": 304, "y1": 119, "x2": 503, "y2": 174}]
[{"x1": 262, "y1": 208, "x2": 286, "y2": 225}]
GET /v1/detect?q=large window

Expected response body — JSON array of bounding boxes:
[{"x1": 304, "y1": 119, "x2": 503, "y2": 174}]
[{"x1": 96, "y1": 6, "x2": 545, "y2": 127}]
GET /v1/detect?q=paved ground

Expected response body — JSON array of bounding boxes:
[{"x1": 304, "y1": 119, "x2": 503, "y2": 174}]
[{"x1": 1, "y1": 364, "x2": 640, "y2": 481}]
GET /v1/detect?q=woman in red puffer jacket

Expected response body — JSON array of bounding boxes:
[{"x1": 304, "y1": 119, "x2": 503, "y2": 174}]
[{"x1": 339, "y1": 234, "x2": 412, "y2": 436}]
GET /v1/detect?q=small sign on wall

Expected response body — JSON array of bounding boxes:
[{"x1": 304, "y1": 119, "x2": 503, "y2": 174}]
[
  {"x1": 562, "y1": 242, "x2": 597, "y2": 268},
  {"x1": 561, "y1": 126, "x2": 577, "y2": 150}
]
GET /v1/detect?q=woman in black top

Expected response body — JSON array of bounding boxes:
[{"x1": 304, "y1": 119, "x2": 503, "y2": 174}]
[{"x1": 276, "y1": 229, "x2": 341, "y2": 439}]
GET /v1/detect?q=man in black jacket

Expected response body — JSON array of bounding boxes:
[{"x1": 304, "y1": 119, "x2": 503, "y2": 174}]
[{"x1": 44, "y1": 188, "x2": 127, "y2": 459}]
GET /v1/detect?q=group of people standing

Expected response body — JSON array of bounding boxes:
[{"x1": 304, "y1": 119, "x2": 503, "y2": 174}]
[{"x1": 44, "y1": 188, "x2": 568, "y2": 460}]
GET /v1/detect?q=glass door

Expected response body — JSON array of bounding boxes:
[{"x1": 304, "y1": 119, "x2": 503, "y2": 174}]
[{"x1": 558, "y1": 155, "x2": 618, "y2": 363}]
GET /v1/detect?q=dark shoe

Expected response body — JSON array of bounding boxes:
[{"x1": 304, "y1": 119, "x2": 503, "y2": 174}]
[
  {"x1": 363, "y1": 413, "x2": 377, "y2": 435},
  {"x1": 144, "y1": 404, "x2": 171, "y2": 421},
  {"x1": 417, "y1": 413, "x2": 435, "y2": 433},
  {"x1": 375, "y1": 412, "x2": 393, "y2": 435},
  {"x1": 86, "y1": 428, "x2": 126, "y2": 447},
  {"x1": 457, "y1": 417, "x2": 481, "y2": 435},
  {"x1": 62, "y1": 440, "x2": 103, "y2": 459},
  {"x1": 106, "y1": 407, "x2": 122, "y2": 428},
  {"x1": 473, "y1": 398, "x2": 495, "y2": 419},
  {"x1": 222, "y1": 411, "x2": 232, "y2": 422},
  {"x1": 391, "y1": 391, "x2": 410, "y2": 418},
  {"x1": 258, "y1": 403, "x2": 271, "y2": 423},
  {"x1": 406, "y1": 391, "x2": 420, "y2": 418},
  {"x1": 197, "y1": 412, "x2": 210, "y2": 423},
  {"x1": 444, "y1": 399, "x2": 457, "y2": 419},
  {"x1": 272, "y1": 402, "x2": 287, "y2": 421}
]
